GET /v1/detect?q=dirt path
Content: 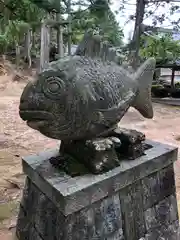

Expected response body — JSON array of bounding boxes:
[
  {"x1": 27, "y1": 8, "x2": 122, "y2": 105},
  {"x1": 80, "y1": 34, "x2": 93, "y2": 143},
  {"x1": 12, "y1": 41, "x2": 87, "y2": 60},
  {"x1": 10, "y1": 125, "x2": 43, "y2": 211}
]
[{"x1": 1, "y1": 74, "x2": 180, "y2": 238}]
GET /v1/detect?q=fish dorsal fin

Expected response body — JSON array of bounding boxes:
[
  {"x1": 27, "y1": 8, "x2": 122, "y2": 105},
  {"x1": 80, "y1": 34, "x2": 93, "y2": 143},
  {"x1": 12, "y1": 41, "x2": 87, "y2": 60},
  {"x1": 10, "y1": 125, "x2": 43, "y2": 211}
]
[
  {"x1": 75, "y1": 31, "x2": 118, "y2": 63},
  {"x1": 75, "y1": 31, "x2": 101, "y2": 58}
]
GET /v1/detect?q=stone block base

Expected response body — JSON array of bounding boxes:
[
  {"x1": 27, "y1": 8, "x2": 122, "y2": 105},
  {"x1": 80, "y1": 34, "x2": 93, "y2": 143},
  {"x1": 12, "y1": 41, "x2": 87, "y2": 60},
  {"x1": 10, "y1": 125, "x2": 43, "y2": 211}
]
[{"x1": 16, "y1": 140, "x2": 179, "y2": 240}]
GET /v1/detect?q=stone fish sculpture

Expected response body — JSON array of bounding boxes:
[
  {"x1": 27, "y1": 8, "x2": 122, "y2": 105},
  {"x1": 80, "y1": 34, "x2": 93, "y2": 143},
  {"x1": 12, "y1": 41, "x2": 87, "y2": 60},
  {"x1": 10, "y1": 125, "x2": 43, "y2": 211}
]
[{"x1": 19, "y1": 32, "x2": 156, "y2": 174}]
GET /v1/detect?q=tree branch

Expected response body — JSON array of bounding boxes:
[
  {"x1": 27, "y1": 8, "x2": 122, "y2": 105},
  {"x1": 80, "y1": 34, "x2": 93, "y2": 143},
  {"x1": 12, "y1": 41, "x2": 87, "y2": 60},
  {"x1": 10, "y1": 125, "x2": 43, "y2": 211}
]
[
  {"x1": 143, "y1": 2, "x2": 161, "y2": 21},
  {"x1": 145, "y1": 0, "x2": 180, "y2": 3}
]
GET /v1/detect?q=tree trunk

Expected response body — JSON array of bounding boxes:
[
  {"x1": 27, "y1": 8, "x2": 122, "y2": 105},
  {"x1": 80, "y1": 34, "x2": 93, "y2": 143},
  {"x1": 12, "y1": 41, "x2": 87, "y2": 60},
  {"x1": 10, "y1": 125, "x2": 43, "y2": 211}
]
[
  {"x1": 40, "y1": 21, "x2": 50, "y2": 71},
  {"x1": 15, "y1": 43, "x2": 21, "y2": 68},
  {"x1": 131, "y1": 0, "x2": 146, "y2": 69}
]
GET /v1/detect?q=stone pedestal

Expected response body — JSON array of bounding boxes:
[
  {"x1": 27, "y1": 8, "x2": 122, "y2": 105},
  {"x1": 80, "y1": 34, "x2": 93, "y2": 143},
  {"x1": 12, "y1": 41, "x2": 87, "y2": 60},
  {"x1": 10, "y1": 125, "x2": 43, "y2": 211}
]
[{"x1": 16, "y1": 140, "x2": 179, "y2": 240}]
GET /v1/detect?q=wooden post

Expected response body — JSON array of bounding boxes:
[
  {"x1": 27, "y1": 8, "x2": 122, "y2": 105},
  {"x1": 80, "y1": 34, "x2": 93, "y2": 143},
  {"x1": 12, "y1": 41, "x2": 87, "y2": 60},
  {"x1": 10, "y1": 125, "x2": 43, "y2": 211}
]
[
  {"x1": 67, "y1": 0, "x2": 71, "y2": 55},
  {"x1": 15, "y1": 42, "x2": 21, "y2": 68},
  {"x1": 171, "y1": 68, "x2": 175, "y2": 90},
  {"x1": 56, "y1": 13, "x2": 64, "y2": 58},
  {"x1": 24, "y1": 29, "x2": 32, "y2": 68},
  {"x1": 40, "y1": 20, "x2": 50, "y2": 71}
]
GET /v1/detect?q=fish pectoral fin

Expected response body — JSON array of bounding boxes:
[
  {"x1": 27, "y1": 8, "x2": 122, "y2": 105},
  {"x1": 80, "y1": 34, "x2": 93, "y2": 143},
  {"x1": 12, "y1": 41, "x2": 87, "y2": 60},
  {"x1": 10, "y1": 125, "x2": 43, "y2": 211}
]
[
  {"x1": 93, "y1": 91, "x2": 135, "y2": 125},
  {"x1": 117, "y1": 90, "x2": 135, "y2": 110},
  {"x1": 98, "y1": 90, "x2": 135, "y2": 113}
]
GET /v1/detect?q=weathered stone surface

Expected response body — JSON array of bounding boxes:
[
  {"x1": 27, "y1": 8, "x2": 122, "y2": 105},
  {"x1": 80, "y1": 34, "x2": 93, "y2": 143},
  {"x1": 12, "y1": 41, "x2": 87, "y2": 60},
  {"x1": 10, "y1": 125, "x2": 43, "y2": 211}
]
[
  {"x1": 144, "y1": 220, "x2": 179, "y2": 240},
  {"x1": 60, "y1": 193, "x2": 123, "y2": 240},
  {"x1": 169, "y1": 195, "x2": 179, "y2": 223},
  {"x1": 16, "y1": 205, "x2": 30, "y2": 240},
  {"x1": 143, "y1": 195, "x2": 179, "y2": 240},
  {"x1": 156, "y1": 195, "x2": 178, "y2": 225},
  {"x1": 29, "y1": 227, "x2": 43, "y2": 240},
  {"x1": 106, "y1": 229, "x2": 124, "y2": 240},
  {"x1": 142, "y1": 164, "x2": 176, "y2": 210},
  {"x1": 64, "y1": 207, "x2": 96, "y2": 240},
  {"x1": 155, "y1": 197, "x2": 173, "y2": 226},
  {"x1": 92, "y1": 194, "x2": 122, "y2": 238},
  {"x1": 119, "y1": 180, "x2": 145, "y2": 240},
  {"x1": 17, "y1": 177, "x2": 124, "y2": 240},
  {"x1": 159, "y1": 164, "x2": 176, "y2": 198},
  {"x1": 33, "y1": 192, "x2": 61, "y2": 239},
  {"x1": 144, "y1": 206, "x2": 158, "y2": 231},
  {"x1": 142, "y1": 170, "x2": 160, "y2": 210},
  {"x1": 22, "y1": 139, "x2": 177, "y2": 215},
  {"x1": 144, "y1": 194, "x2": 179, "y2": 230}
]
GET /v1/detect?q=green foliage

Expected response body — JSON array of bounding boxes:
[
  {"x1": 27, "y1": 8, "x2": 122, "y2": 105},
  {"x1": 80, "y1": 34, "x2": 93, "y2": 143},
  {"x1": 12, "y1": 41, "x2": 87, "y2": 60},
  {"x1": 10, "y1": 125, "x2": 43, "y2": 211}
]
[
  {"x1": 140, "y1": 34, "x2": 180, "y2": 64},
  {"x1": 0, "y1": 0, "x2": 123, "y2": 49},
  {"x1": 0, "y1": 34, "x2": 8, "y2": 52},
  {"x1": 8, "y1": 21, "x2": 28, "y2": 41},
  {"x1": 28, "y1": 0, "x2": 62, "y2": 13},
  {"x1": 0, "y1": 0, "x2": 45, "y2": 22},
  {"x1": 0, "y1": 19, "x2": 30, "y2": 53},
  {"x1": 0, "y1": 0, "x2": 123, "y2": 65},
  {"x1": 0, "y1": 0, "x2": 46, "y2": 54},
  {"x1": 89, "y1": 0, "x2": 109, "y2": 18},
  {"x1": 71, "y1": 0, "x2": 123, "y2": 46}
]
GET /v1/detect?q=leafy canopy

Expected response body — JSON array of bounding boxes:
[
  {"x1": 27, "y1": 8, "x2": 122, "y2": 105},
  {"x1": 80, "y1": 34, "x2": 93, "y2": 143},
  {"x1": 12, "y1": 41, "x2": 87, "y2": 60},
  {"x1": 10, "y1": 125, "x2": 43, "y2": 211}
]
[{"x1": 140, "y1": 33, "x2": 180, "y2": 64}]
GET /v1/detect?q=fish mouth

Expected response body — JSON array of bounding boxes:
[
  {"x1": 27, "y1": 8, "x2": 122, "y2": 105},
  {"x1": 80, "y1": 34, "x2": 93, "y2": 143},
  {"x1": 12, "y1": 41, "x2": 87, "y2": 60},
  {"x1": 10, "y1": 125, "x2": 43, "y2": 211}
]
[
  {"x1": 19, "y1": 110, "x2": 54, "y2": 129},
  {"x1": 19, "y1": 110, "x2": 54, "y2": 121}
]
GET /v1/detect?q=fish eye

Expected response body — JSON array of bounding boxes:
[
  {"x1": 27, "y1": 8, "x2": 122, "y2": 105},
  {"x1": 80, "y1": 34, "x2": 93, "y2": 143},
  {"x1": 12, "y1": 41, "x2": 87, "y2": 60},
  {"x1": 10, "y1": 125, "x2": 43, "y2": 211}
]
[
  {"x1": 43, "y1": 76, "x2": 65, "y2": 99},
  {"x1": 48, "y1": 81, "x2": 60, "y2": 93}
]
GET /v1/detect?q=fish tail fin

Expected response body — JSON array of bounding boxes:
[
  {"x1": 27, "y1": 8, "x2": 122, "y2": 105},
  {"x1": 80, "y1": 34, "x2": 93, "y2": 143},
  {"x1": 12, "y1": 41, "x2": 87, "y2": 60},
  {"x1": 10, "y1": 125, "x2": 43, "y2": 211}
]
[{"x1": 132, "y1": 58, "x2": 156, "y2": 119}]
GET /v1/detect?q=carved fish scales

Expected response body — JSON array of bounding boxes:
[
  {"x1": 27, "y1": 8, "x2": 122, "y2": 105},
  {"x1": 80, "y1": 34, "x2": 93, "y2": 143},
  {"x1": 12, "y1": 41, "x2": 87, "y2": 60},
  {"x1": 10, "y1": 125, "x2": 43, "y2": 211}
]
[{"x1": 19, "y1": 32, "x2": 156, "y2": 141}]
